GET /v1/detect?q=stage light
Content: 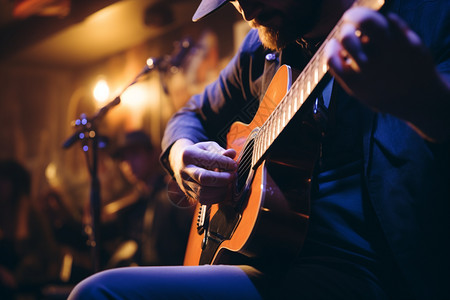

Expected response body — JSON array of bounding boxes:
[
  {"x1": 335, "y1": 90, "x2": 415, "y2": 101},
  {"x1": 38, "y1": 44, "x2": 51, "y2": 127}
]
[{"x1": 93, "y1": 79, "x2": 110, "y2": 105}]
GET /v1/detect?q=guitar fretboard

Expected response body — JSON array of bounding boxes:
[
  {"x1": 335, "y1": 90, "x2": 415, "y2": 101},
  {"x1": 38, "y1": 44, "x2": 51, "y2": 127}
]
[{"x1": 252, "y1": 0, "x2": 385, "y2": 167}]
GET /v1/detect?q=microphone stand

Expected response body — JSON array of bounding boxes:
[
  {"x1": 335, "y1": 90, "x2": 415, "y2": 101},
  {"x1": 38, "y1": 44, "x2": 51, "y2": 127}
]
[
  {"x1": 62, "y1": 37, "x2": 192, "y2": 273},
  {"x1": 62, "y1": 97, "x2": 120, "y2": 273}
]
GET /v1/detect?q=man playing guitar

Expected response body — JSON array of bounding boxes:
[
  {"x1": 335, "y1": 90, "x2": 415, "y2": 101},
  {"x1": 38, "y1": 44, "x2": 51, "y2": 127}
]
[{"x1": 70, "y1": 0, "x2": 450, "y2": 299}]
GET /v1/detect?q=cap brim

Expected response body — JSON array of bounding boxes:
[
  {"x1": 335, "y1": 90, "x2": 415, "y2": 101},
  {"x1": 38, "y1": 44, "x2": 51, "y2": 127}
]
[{"x1": 192, "y1": 0, "x2": 228, "y2": 22}]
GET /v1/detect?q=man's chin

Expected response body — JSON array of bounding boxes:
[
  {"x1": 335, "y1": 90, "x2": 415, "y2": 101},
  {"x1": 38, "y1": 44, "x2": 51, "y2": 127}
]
[{"x1": 257, "y1": 26, "x2": 295, "y2": 51}]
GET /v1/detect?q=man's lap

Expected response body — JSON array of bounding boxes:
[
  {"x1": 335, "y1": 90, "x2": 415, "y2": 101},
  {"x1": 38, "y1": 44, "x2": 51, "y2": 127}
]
[{"x1": 68, "y1": 265, "x2": 262, "y2": 300}]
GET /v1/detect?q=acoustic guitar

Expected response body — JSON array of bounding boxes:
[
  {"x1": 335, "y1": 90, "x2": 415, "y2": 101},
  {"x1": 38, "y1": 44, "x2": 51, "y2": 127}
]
[{"x1": 183, "y1": 0, "x2": 385, "y2": 267}]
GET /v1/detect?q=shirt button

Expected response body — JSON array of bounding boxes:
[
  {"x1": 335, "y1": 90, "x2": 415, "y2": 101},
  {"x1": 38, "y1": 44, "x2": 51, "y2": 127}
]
[{"x1": 265, "y1": 53, "x2": 277, "y2": 61}]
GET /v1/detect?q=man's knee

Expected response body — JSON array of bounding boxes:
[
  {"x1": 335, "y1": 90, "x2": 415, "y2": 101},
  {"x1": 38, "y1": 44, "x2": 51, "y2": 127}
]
[{"x1": 68, "y1": 269, "x2": 121, "y2": 300}]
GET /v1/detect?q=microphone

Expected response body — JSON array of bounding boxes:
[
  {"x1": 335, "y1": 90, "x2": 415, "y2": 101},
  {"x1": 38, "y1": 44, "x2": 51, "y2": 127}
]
[
  {"x1": 143, "y1": 37, "x2": 193, "y2": 75},
  {"x1": 168, "y1": 38, "x2": 192, "y2": 69},
  {"x1": 62, "y1": 96, "x2": 121, "y2": 149}
]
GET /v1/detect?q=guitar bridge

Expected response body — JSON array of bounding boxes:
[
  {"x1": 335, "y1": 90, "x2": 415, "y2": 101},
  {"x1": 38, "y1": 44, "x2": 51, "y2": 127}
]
[{"x1": 196, "y1": 204, "x2": 209, "y2": 234}]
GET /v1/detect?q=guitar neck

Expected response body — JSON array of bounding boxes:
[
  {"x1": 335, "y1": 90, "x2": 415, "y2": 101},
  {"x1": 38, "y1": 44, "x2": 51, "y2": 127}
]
[{"x1": 252, "y1": 0, "x2": 385, "y2": 168}]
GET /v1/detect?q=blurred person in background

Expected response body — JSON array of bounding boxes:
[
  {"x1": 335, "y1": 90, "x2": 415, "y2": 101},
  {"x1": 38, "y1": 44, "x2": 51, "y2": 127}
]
[
  {"x1": 0, "y1": 159, "x2": 60, "y2": 299},
  {"x1": 102, "y1": 130, "x2": 193, "y2": 267}
]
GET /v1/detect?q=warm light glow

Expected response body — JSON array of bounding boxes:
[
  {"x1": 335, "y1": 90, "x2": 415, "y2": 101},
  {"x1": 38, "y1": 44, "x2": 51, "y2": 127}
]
[
  {"x1": 120, "y1": 80, "x2": 160, "y2": 128},
  {"x1": 93, "y1": 79, "x2": 110, "y2": 104},
  {"x1": 121, "y1": 82, "x2": 148, "y2": 109},
  {"x1": 45, "y1": 162, "x2": 61, "y2": 188},
  {"x1": 45, "y1": 162, "x2": 57, "y2": 182},
  {"x1": 121, "y1": 80, "x2": 161, "y2": 111}
]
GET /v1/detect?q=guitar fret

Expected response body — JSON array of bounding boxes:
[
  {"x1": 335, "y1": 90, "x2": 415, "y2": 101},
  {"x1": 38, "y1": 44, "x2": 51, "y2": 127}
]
[
  {"x1": 264, "y1": 128, "x2": 267, "y2": 149},
  {"x1": 322, "y1": 61, "x2": 327, "y2": 73},
  {"x1": 288, "y1": 100, "x2": 292, "y2": 120},
  {"x1": 277, "y1": 105, "x2": 282, "y2": 131},
  {"x1": 271, "y1": 117, "x2": 276, "y2": 142},
  {"x1": 277, "y1": 108, "x2": 282, "y2": 133},
  {"x1": 274, "y1": 113, "x2": 278, "y2": 137},
  {"x1": 267, "y1": 122, "x2": 275, "y2": 147},
  {"x1": 263, "y1": 130, "x2": 268, "y2": 153},
  {"x1": 262, "y1": 129, "x2": 267, "y2": 152},
  {"x1": 273, "y1": 112, "x2": 278, "y2": 135},
  {"x1": 269, "y1": 117, "x2": 274, "y2": 143}
]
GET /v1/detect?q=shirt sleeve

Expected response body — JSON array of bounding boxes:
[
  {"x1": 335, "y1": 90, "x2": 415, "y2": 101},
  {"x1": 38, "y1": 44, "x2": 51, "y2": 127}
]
[{"x1": 160, "y1": 29, "x2": 267, "y2": 175}]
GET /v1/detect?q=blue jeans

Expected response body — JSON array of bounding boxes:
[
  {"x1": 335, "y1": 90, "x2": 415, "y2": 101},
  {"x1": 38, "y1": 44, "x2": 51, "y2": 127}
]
[{"x1": 68, "y1": 265, "x2": 262, "y2": 300}]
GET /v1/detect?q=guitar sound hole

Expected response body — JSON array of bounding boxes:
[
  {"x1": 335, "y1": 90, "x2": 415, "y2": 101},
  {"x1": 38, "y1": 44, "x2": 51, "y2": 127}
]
[{"x1": 236, "y1": 137, "x2": 254, "y2": 196}]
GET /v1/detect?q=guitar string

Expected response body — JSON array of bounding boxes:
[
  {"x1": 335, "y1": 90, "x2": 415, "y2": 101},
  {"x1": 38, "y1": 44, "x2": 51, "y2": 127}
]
[
  {"x1": 237, "y1": 144, "x2": 253, "y2": 175},
  {"x1": 235, "y1": 138, "x2": 257, "y2": 188},
  {"x1": 253, "y1": 13, "x2": 343, "y2": 164}
]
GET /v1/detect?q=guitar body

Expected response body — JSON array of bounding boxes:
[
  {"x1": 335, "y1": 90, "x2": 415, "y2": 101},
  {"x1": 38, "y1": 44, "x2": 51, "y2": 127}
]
[{"x1": 184, "y1": 65, "x2": 324, "y2": 268}]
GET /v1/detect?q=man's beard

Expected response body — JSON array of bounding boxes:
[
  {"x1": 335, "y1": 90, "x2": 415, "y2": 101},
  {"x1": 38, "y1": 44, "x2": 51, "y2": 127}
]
[
  {"x1": 256, "y1": 26, "x2": 299, "y2": 51},
  {"x1": 252, "y1": 1, "x2": 323, "y2": 51}
]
